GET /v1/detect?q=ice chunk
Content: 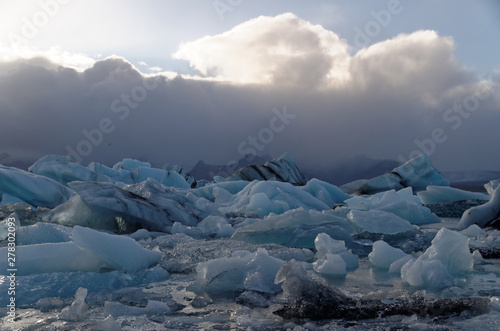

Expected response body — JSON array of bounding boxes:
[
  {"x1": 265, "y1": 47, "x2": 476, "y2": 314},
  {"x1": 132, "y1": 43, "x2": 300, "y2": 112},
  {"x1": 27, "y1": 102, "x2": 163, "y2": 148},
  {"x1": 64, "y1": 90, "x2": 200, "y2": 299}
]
[
  {"x1": 29, "y1": 155, "x2": 111, "y2": 186},
  {"x1": 417, "y1": 185, "x2": 490, "y2": 204},
  {"x1": 232, "y1": 208, "x2": 363, "y2": 253},
  {"x1": 368, "y1": 240, "x2": 409, "y2": 269},
  {"x1": 346, "y1": 188, "x2": 440, "y2": 225},
  {"x1": 71, "y1": 226, "x2": 162, "y2": 274},
  {"x1": 88, "y1": 161, "x2": 134, "y2": 184},
  {"x1": 219, "y1": 180, "x2": 330, "y2": 218},
  {"x1": 59, "y1": 287, "x2": 89, "y2": 321},
  {"x1": 133, "y1": 166, "x2": 190, "y2": 189},
  {"x1": 401, "y1": 259, "x2": 454, "y2": 288},
  {"x1": 347, "y1": 209, "x2": 415, "y2": 234},
  {"x1": 314, "y1": 233, "x2": 346, "y2": 258},
  {"x1": 193, "y1": 248, "x2": 284, "y2": 294},
  {"x1": 339, "y1": 179, "x2": 367, "y2": 195},
  {"x1": 104, "y1": 300, "x2": 170, "y2": 317},
  {"x1": 300, "y1": 179, "x2": 349, "y2": 207},
  {"x1": 226, "y1": 152, "x2": 307, "y2": 185},
  {"x1": 0, "y1": 242, "x2": 110, "y2": 275},
  {"x1": 48, "y1": 181, "x2": 173, "y2": 232},
  {"x1": 16, "y1": 222, "x2": 72, "y2": 245},
  {"x1": 113, "y1": 158, "x2": 151, "y2": 171},
  {"x1": 0, "y1": 164, "x2": 73, "y2": 208},
  {"x1": 485, "y1": 179, "x2": 500, "y2": 195},
  {"x1": 191, "y1": 181, "x2": 249, "y2": 201},
  {"x1": 401, "y1": 228, "x2": 473, "y2": 288},
  {"x1": 313, "y1": 254, "x2": 346, "y2": 275},
  {"x1": 359, "y1": 154, "x2": 449, "y2": 194},
  {"x1": 359, "y1": 173, "x2": 404, "y2": 194},
  {"x1": 388, "y1": 255, "x2": 414, "y2": 274},
  {"x1": 93, "y1": 315, "x2": 122, "y2": 331},
  {"x1": 163, "y1": 164, "x2": 196, "y2": 188},
  {"x1": 460, "y1": 224, "x2": 487, "y2": 238},
  {"x1": 197, "y1": 215, "x2": 235, "y2": 238},
  {"x1": 458, "y1": 184, "x2": 500, "y2": 229},
  {"x1": 0, "y1": 193, "x2": 29, "y2": 206},
  {"x1": 393, "y1": 154, "x2": 450, "y2": 191},
  {"x1": 125, "y1": 178, "x2": 221, "y2": 227}
]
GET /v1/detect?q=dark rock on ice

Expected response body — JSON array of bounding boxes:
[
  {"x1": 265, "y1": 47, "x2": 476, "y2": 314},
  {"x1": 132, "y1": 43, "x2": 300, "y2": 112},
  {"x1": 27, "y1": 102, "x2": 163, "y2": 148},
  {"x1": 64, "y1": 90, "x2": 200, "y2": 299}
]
[
  {"x1": 274, "y1": 260, "x2": 491, "y2": 321},
  {"x1": 226, "y1": 153, "x2": 307, "y2": 185}
]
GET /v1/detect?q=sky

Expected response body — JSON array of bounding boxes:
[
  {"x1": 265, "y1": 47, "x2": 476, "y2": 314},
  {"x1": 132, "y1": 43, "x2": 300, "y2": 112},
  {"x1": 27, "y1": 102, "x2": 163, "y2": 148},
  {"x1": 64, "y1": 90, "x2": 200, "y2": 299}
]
[{"x1": 0, "y1": 0, "x2": 499, "y2": 174}]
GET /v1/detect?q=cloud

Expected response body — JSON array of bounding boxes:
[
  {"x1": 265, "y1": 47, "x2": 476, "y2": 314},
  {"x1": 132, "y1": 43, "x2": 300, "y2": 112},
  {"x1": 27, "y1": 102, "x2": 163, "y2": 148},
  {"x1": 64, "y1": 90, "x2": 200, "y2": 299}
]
[
  {"x1": 0, "y1": 13, "x2": 499, "y2": 174},
  {"x1": 173, "y1": 13, "x2": 351, "y2": 88}
]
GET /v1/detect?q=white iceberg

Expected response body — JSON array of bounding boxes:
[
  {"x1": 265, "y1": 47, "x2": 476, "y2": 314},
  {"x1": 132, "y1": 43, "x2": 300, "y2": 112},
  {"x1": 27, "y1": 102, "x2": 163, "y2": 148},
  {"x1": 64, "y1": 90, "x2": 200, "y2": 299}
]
[
  {"x1": 417, "y1": 185, "x2": 490, "y2": 204},
  {"x1": 368, "y1": 240, "x2": 409, "y2": 269},
  {"x1": 485, "y1": 179, "x2": 500, "y2": 195},
  {"x1": 58, "y1": 287, "x2": 89, "y2": 321},
  {"x1": 219, "y1": 180, "x2": 330, "y2": 218},
  {"x1": 300, "y1": 178, "x2": 349, "y2": 207},
  {"x1": 193, "y1": 248, "x2": 284, "y2": 294},
  {"x1": 29, "y1": 155, "x2": 111, "y2": 186},
  {"x1": 458, "y1": 184, "x2": 500, "y2": 229},
  {"x1": 401, "y1": 228, "x2": 473, "y2": 288},
  {"x1": 347, "y1": 209, "x2": 415, "y2": 235},
  {"x1": 0, "y1": 164, "x2": 73, "y2": 208},
  {"x1": 313, "y1": 254, "x2": 346, "y2": 276},
  {"x1": 346, "y1": 187, "x2": 440, "y2": 225},
  {"x1": 314, "y1": 233, "x2": 358, "y2": 270}
]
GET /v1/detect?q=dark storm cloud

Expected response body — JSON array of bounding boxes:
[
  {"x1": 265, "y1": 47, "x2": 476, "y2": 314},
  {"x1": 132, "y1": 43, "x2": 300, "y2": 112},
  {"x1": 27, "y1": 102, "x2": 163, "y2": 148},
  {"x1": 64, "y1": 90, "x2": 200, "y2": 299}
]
[{"x1": 0, "y1": 13, "x2": 499, "y2": 173}]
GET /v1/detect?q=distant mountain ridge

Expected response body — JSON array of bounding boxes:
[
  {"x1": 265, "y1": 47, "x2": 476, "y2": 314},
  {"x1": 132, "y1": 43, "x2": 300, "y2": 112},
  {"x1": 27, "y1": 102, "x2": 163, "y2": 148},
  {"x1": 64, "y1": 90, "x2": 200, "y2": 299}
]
[{"x1": 189, "y1": 154, "x2": 272, "y2": 181}]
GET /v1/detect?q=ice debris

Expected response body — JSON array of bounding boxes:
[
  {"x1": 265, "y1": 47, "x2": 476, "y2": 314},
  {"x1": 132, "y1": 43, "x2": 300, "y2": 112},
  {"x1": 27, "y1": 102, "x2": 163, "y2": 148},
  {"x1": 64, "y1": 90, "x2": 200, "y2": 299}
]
[
  {"x1": 458, "y1": 184, "x2": 500, "y2": 229},
  {"x1": 59, "y1": 287, "x2": 89, "y2": 321},
  {"x1": 369, "y1": 240, "x2": 409, "y2": 269},
  {"x1": 417, "y1": 185, "x2": 490, "y2": 204}
]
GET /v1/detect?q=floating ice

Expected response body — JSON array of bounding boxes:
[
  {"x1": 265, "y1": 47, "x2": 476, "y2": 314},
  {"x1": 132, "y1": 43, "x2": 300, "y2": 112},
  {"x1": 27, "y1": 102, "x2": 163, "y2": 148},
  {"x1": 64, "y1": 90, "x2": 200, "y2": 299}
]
[
  {"x1": 359, "y1": 154, "x2": 449, "y2": 194},
  {"x1": 59, "y1": 287, "x2": 89, "y2": 321},
  {"x1": 219, "y1": 180, "x2": 330, "y2": 218},
  {"x1": 417, "y1": 185, "x2": 490, "y2": 204},
  {"x1": 47, "y1": 181, "x2": 173, "y2": 232},
  {"x1": 0, "y1": 226, "x2": 162, "y2": 275},
  {"x1": 300, "y1": 178, "x2": 349, "y2": 207},
  {"x1": 0, "y1": 164, "x2": 73, "y2": 208},
  {"x1": 346, "y1": 187, "x2": 440, "y2": 225},
  {"x1": 197, "y1": 215, "x2": 235, "y2": 238},
  {"x1": 113, "y1": 158, "x2": 151, "y2": 171},
  {"x1": 88, "y1": 161, "x2": 134, "y2": 184},
  {"x1": 347, "y1": 209, "x2": 415, "y2": 235},
  {"x1": 71, "y1": 226, "x2": 162, "y2": 274},
  {"x1": 401, "y1": 228, "x2": 473, "y2": 288},
  {"x1": 368, "y1": 240, "x2": 409, "y2": 269},
  {"x1": 458, "y1": 184, "x2": 500, "y2": 229},
  {"x1": 485, "y1": 179, "x2": 500, "y2": 195},
  {"x1": 313, "y1": 254, "x2": 346, "y2": 276},
  {"x1": 16, "y1": 222, "x2": 72, "y2": 245},
  {"x1": 193, "y1": 248, "x2": 284, "y2": 294},
  {"x1": 29, "y1": 155, "x2": 111, "y2": 186},
  {"x1": 232, "y1": 208, "x2": 362, "y2": 252},
  {"x1": 226, "y1": 152, "x2": 307, "y2": 185},
  {"x1": 132, "y1": 166, "x2": 190, "y2": 189},
  {"x1": 314, "y1": 233, "x2": 358, "y2": 269},
  {"x1": 190, "y1": 180, "x2": 249, "y2": 202},
  {"x1": 460, "y1": 224, "x2": 487, "y2": 238}
]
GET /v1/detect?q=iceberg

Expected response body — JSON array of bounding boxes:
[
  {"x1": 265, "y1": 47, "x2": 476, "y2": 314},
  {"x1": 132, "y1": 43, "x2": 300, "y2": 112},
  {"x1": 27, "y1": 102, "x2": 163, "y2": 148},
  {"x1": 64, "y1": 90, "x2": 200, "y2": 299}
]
[
  {"x1": 29, "y1": 155, "x2": 111, "y2": 186},
  {"x1": 226, "y1": 152, "x2": 307, "y2": 185},
  {"x1": 314, "y1": 233, "x2": 358, "y2": 270},
  {"x1": 192, "y1": 248, "x2": 284, "y2": 294},
  {"x1": 345, "y1": 187, "x2": 440, "y2": 225},
  {"x1": 347, "y1": 209, "x2": 415, "y2": 235},
  {"x1": 231, "y1": 208, "x2": 364, "y2": 253},
  {"x1": 313, "y1": 254, "x2": 346, "y2": 275},
  {"x1": 417, "y1": 185, "x2": 490, "y2": 204},
  {"x1": 219, "y1": 180, "x2": 330, "y2": 218},
  {"x1": 0, "y1": 226, "x2": 162, "y2": 275},
  {"x1": 300, "y1": 178, "x2": 349, "y2": 207},
  {"x1": 359, "y1": 154, "x2": 449, "y2": 194},
  {"x1": 401, "y1": 228, "x2": 473, "y2": 288},
  {"x1": 484, "y1": 179, "x2": 500, "y2": 195},
  {"x1": 458, "y1": 184, "x2": 500, "y2": 229},
  {"x1": 368, "y1": 240, "x2": 409, "y2": 269},
  {"x1": 0, "y1": 164, "x2": 73, "y2": 208},
  {"x1": 132, "y1": 166, "x2": 190, "y2": 189},
  {"x1": 58, "y1": 287, "x2": 89, "y2": 321},
  {"x1": 47, "y1": 181, "x2": 173, "y2": 232}
]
